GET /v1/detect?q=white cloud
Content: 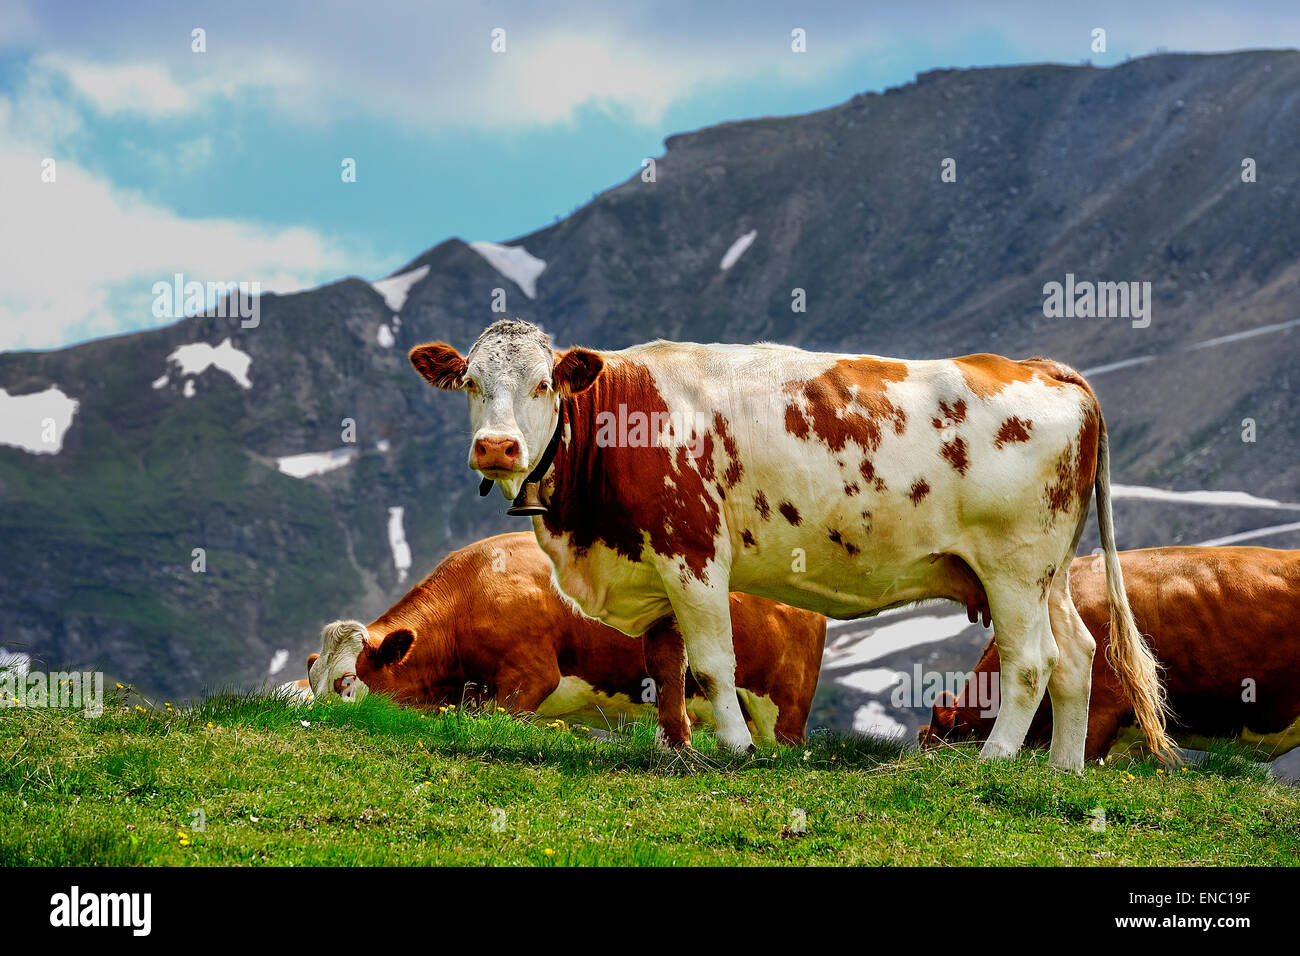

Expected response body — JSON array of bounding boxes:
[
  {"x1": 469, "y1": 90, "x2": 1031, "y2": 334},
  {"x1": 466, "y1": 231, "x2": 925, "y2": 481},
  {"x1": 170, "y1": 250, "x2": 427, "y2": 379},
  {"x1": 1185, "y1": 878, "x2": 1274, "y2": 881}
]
[
  {"x1": 11, "y1": 14, "x2": 859, "y2": 132},
  {"x1": 0, "y1": 97, "x2": 374, "y2": 352},
  {"x1": 39, "y1": 54, "x2": 191, "y2": 115},
  {"x1": 8, "y1": 2, "x2": 1300, "y2": 137}
]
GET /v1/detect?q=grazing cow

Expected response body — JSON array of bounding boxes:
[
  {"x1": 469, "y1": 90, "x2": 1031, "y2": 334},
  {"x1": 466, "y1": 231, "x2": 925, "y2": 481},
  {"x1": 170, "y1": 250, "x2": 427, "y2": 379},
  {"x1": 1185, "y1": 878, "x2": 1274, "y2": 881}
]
[
  {"x1": 921, "y1": 546, "x2": 1300, "y2": 761},
  {"x1": 409, "y1": 319, "x2": 1174, "y2": 768},
  {"x1": 305, "y1": 532, "x2": 826, "y2": 744}
]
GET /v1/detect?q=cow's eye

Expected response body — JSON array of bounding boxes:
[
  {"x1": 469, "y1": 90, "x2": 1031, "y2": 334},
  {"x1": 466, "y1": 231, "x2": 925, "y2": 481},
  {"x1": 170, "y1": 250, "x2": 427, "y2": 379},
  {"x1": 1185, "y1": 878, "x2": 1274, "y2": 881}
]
[
  {"x1": 464, "y1": 378, "x2": 478, "y2": 393},
  {"x1": 534, "y1": 381, "x2": 551, "y2": 396}
]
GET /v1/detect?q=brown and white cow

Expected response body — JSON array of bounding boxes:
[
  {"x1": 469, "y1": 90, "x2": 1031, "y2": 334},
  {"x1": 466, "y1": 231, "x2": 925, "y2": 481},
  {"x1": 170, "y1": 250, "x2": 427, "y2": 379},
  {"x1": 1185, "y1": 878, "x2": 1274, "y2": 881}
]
[
  {"x1": 921, "y1": 546, "x2": 1300, "y2": 761},
  {"x1": 408, "y1": 320, "x2": 1174, "y2": 769},
  {"x1": 304, "y1": 532, "x2": 826, "y2": 744}
]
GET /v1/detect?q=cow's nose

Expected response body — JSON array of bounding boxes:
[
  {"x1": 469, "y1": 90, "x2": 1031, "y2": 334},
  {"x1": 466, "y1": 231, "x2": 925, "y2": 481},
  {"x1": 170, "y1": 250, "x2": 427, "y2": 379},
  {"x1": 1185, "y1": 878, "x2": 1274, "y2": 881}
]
[{"x1": 473, "y1": 436, "x2": 522, "y2": 471}]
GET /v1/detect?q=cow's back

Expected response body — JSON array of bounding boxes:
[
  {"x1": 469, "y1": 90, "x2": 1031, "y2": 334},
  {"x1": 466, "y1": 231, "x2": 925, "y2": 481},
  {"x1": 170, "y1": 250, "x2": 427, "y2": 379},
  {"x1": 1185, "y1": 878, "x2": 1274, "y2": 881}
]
[{"x1": 1071, "y1": 547, "x2": 1300, "y2": 745}]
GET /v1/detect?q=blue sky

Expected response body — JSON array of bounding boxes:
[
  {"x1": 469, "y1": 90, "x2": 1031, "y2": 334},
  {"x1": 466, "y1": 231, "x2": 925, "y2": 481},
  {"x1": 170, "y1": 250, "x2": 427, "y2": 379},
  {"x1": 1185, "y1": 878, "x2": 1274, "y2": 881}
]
[{"x1": 1, "y1": 0, "x2": 1297, "y2": 350}]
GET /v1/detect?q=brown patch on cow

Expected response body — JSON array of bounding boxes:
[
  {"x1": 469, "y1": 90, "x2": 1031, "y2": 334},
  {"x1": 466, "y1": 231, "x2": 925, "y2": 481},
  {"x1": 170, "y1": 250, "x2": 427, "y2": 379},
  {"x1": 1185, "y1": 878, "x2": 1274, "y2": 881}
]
[
  {"x1": 844, "y1": 482, "x2": 860, "y2": 496},
  {"x1": 909, "y1": 479, "x2": 931, "y2": 504},
  {"x1": 828, "y1": 529, "x2": 860, "y2": 556},
  {"x1": 712, "y1": 412, "x2": 744, "y2": 490},
  {"x1": 741, "y1": 529, "x2": 756, "y2": 548},
  {"x1": 994, "y1": 416, "x2": 1033, "y2": 448},
  {"x1": 931, "y1": 399, "x2": 967, "y2": 429},
  {"x1": 941, "y1": 436, "x2": 969, "y2": 475},
  {"x1": 782, "y1": 359, "x2": 909, "y2": 455},
  {"x1": 542, "y1": 359, "x2": 721, "y2": 582},
  {"x1": 1022, "y1": 357, "x2": 1093, "y2": 394},
  {"x1": 779, "y1": 501, "x2": 801, "y2": 526},
  {"x1": 1074, "y1": 409, "x2": 1100, "y2": 510},
  {"x1": 858, "y1": 459, "x2": 886, "y2": 492},
  {"x1": 754, "y1": 492, "x2": 771, "y2": 520},
  {"x1": 954, "y1": 353, "x2": 1046, "y2": 401},
  {"x1": 1037, "y1": 565, "x2": 1057, "y2": 598},
  {"x1": 1043, "y1": 407, "x2": 1101, "y2": 520},
  {"x1": 784, "y1": 404, "x2": 810, "y2": 440}
]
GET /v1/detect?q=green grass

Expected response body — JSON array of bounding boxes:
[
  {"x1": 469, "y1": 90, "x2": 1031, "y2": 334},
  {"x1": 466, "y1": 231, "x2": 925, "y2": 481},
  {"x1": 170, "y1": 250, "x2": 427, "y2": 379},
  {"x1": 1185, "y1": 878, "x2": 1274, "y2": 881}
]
[{"x1": 1, "y1": 692, "x2": 1297, "y2": 866}]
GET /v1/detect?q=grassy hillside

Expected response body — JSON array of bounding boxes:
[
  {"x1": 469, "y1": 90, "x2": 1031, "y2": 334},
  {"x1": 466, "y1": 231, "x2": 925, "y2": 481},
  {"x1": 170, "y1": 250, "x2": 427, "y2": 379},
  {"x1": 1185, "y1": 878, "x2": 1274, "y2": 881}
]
[{"x1": 2, "y1": 693, "x2": 1296, "y2": 866}]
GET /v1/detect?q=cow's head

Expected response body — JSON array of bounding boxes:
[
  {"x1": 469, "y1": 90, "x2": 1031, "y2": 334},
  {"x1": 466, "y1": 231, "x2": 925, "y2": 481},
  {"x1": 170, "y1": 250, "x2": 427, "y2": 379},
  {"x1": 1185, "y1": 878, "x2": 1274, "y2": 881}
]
[
  {"x1": 307, "y1": 620, "x2": 414, "y2": 702},
  {"x1": 917, "y1": 690, "x2": 959, "y2": 748},
  {"x1": 409, "y1": 320, "x2": 603, "y2": 499},
  {"x1": 917, "y1": 688, "x2": 995, "y2": 750}
]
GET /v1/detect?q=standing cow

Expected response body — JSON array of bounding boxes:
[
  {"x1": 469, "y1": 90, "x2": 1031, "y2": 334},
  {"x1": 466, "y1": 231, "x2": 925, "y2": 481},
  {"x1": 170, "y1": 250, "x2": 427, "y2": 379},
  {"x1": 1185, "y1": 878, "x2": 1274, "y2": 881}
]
[
  {"x1": 410, "y1": 319, "x2": 1173, "y2": 768},
  {"x1": 304, "y1": 532, "x2": 826, "y2": 744},
  {"x1": 921, "y1": 546, "x2": 1300, "y2": 760}
]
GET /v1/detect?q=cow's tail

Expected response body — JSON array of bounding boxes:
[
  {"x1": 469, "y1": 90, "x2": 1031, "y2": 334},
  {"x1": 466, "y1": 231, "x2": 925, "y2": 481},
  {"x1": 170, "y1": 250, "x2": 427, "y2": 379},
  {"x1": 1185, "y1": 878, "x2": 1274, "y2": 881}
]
[{"x1": 1093, "y1": 419, "x2": 1177, "y2": 765}]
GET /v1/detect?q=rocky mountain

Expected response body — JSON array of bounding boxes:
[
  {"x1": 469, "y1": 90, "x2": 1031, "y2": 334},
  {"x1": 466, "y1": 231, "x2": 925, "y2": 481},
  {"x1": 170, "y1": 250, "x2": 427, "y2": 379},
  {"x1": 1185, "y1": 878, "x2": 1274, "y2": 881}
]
[{"x1": 2, "y1": 49, "x2": 1298, "y2": 773}]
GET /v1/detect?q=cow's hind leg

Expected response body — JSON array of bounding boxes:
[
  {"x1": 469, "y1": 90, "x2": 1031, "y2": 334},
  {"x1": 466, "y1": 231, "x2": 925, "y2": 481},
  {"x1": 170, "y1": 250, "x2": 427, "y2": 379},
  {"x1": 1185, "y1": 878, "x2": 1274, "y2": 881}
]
[
  {"x1": 980, "y1": 580, "x2": 1058, "y2": 761},
  {"x1": 1046, "y1": 569, "x2": 1096, "y2": 771},
  {"x1": 663, "y1": 582, "x2": 754, "y2": 755}
]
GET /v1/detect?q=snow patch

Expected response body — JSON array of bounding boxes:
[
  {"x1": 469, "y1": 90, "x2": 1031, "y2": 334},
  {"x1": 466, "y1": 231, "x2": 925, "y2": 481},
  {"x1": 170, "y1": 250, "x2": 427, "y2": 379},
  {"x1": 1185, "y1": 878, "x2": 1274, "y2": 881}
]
[
  {"x1": 1196, "y1": 521, "x2": 1300, "y2": 547},
  {"x1": 0, "y1": 386, "x2": 79, "y2": 455},
  {"x1": 377, "y1": 323, "x2": 396, "y2": 348},
  {"x1": 268, "y1": 649, "x2": 289, "y2": 676},
  {"x1": 163, "y1": 338, "x2": 252, "y2": 390},
  {"x1": 387, "y1": 506, "x2": 412, "y2": 583},
  {"x1": 823, "y1": 613, "x2": 972, "y2": 671},
  {"x1": 719, "y1": 230, "x2": 757, "y2": 271},
  {"x1": 376, "y1": 439, "x2": 391, "y2": 453},
  {"x1": 835, "y1": 668, "x2": 907, "y2": 695},
  {"x1": 1112, "y1": 484, "x2": 1300, "y2": 511},
  {"x1": 469, "y1": 241, "x2": 546, "y2": 299},
  {"x1": 852, "y1": 701, "x2": 908, "y2": 739},
  {"x1": 372, "y1": 264, "x2": 429, "y2": 313},
  {"x1": 183, "y1": 379, "x2": 195, "y2": 398},
  {"x1": 276, "y1": 446, "x2": 358, "y2": 478}
]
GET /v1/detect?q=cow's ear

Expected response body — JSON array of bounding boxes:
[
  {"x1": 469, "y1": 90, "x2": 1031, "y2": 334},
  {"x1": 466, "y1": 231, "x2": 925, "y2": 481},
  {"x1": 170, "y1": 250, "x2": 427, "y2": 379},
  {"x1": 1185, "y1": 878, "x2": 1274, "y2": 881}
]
[
  {"x1": 553, "y1": 347, "x2": 603, "y2": 397},
  {"x1": 409, "y1": 343, "x2": 467, "y2": 389},
  {"x1": 371, "y1": 628, "x2": 415, "y2": 669},
  {"x1": 305, "y1": 652, "x2": 320, "y2": 675}
]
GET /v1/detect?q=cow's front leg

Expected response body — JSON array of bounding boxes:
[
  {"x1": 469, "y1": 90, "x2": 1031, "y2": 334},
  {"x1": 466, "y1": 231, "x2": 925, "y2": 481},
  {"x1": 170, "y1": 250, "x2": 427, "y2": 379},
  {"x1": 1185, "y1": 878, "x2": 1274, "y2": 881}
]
[
  {"x1": 643, "y1": 617, "x2": 692, "y2": 748},
  {"x1": 663, "y1": 581, "x2": 753, "y2": 755}
]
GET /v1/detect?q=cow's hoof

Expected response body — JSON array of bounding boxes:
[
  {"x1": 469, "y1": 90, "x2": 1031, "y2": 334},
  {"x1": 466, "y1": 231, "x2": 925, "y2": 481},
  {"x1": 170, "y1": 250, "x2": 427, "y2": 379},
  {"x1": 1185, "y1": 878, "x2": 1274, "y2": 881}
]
[
  {"x1": 978, "y1": 740, "x2": 1017, "y2": 761},
  {"x1": 654, "y1": 725, "x2": 692, "y2": 750}
]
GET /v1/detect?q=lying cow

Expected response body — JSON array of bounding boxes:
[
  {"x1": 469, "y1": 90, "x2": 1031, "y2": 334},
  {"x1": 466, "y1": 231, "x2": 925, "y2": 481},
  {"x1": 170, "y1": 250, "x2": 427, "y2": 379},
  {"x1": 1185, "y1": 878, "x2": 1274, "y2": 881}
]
[
  {"x1": 921, "y1": 546, "x2": 1300, "y2": 761},
  {"x1": 409, "y1": 319, "x2": 1174, "y2": 768},
  {"x1": 305, "y1": 531, "x2": 826, "y2": 744}
]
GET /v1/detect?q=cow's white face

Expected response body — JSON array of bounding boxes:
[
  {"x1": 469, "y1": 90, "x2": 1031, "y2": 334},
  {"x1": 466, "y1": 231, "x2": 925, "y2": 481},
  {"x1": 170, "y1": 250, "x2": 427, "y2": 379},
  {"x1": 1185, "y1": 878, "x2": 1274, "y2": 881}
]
[
  {"x1": 410, "y1": 320, "x2": 604, "y2": 499},
  {"x1": 308, "y1": 620, "x2": 371, "y2": 703}
]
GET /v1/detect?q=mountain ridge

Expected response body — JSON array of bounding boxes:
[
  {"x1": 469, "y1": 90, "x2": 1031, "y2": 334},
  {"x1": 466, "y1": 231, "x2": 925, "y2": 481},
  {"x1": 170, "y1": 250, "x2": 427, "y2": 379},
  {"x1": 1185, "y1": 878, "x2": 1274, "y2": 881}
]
[{"x1": 2, "y1": 49, "x2": 1297, "y2": 709}]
